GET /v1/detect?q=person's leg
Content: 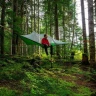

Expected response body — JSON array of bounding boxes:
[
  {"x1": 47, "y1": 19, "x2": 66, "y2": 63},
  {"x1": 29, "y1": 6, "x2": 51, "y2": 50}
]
[
  {"x1": 50, "y1": 45, "x2": 53, "y2": 56},
  {"x1": 43, "y1": 45, "x2": 48, "y2": 55}
]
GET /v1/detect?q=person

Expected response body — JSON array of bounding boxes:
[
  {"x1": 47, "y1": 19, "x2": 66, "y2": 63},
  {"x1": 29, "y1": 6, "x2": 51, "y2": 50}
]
[{"x1": 41, "y1": 34, "x2": 53, "y2": 56}]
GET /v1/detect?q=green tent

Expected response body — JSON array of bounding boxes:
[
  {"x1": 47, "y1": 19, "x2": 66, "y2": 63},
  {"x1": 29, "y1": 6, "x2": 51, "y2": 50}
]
[{"x1": 20, "y1": 32, "x2": 68, "y2": 46}]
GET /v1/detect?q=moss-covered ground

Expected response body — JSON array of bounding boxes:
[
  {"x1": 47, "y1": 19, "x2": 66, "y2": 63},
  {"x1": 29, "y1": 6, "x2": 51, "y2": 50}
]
[{"x1": 0, "y1": 55, "x2": 96, "y2": 96}]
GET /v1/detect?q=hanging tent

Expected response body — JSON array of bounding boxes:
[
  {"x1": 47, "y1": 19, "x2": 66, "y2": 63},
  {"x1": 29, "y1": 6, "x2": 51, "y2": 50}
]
[{"x1": 20, "y1": 32, "x2": 68, "y2": 46}]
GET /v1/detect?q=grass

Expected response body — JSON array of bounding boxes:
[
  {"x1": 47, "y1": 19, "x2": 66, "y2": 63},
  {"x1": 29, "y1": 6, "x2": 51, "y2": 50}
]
[{"x1": 0, "y1": 56, "x2": 95, "y2": 96}]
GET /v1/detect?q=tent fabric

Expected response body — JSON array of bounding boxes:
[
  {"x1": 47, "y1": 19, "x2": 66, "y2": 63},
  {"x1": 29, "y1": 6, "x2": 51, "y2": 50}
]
[{"x1": 20, "y1": 32, "x2": 68, "y2": 46}]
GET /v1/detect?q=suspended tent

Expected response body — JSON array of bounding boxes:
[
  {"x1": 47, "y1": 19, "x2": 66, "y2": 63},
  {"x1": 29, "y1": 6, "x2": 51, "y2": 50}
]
[{"x1": 20, "y1": 32, "x2": 68, "y2": 46}]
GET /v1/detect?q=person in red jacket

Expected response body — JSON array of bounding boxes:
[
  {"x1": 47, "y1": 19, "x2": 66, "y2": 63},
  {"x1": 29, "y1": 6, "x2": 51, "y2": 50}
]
[{"x1": 41, "y1": 34, "x2": 53, "y2": 56}]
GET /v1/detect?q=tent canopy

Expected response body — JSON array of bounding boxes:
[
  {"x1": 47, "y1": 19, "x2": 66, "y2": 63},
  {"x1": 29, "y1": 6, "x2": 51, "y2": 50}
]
[{"x1": 20, "y1": 32, "x2": 68, "y2": 46}]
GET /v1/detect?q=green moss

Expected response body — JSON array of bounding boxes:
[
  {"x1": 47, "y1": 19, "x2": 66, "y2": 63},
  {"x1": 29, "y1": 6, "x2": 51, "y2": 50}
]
[
  {"x1": 0, "y1": 56, "x2": 94, "y2": 96},
  {"x1": 0, "y1": 87, "x2": 19, "y2": 96}
]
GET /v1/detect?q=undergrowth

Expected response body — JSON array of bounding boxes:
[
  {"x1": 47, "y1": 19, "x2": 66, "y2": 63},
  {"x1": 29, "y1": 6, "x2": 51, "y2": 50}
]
[{"x1": 0, "y1": 56, "x2": 95, "y2": 96}]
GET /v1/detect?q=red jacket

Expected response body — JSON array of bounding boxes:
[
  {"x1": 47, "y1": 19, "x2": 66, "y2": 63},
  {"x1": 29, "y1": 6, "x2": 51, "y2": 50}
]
[{"x1": 41, "y1": 38, "x2": 50, "y2": 46}]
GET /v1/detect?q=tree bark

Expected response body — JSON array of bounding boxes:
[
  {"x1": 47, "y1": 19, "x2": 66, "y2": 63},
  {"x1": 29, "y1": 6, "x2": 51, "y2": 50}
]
[
  {"x1": 88, "y1": 0, "x2": 95, "y2": 65},
  {"x1": 62, "y1": 6, "x2": 66, "y2": 58},
  {"x1": 0, "y1": 0, "x2": 6, "y2": 55},
  {"x1": 81, "y1": 0, "x2": 89, "y2": 65},
  {"x1": 70, "y1": 1, "x2": 75, "y2": 50},
  {"x1": 54, "y1": 0, "x2": 59, "y2": 55},
  {"x1": 81, "y1": 0, "x2": 88, "y2": 54},
  {"x1": 12, "y1": 0, "x2": 18, "y2": 55},
  {"x1": 34, "y1": 0, "x2": 36, "y2": 31}
]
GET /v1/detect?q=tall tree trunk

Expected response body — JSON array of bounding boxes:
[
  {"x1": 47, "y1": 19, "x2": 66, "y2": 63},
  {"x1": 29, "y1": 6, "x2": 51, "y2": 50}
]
[
  {"x1": 12, "y1": 0, "x2": 18, "y2": 55},
  {"x1": 81, "y1": 0, "x2": 89, "y2": 65},
  {"x1": 48, "y1": 1, "x2": 52, "y2": 36},
  {"x1": 37, "y1": 0, "x2": 39, "y2": 33},
  {"x1": 25, "y1": 1, "x2": 28, "y2": 55},
  {"x1": 62, "y1": 6, "x2": 66, "y2": 58},
  {"x1": 45, "y1": 14, "x2": 48, "y2": 34},
  {"x1": 37, "y1": 0, "x2": 40, "y2": 54},
  {"x1": 31, "y1": 0, "x2": 33, "y2": 32},
  {"x1": 54, "y1": 0, "x2": 59, "y2": 55},
  {"x1": 94, "y1": 0, "x2": 96, "y2": 22},
  {"x1": 0, "y1": 0, "x2": 6, "y2": 55},
  {"x1": 54, "y1": 1, "x2": 59, "y2": 40},
  {"x1": 30, "y1": 0, "x2": 34, "y2": 55},
  {"x1": 81, "y1": 0, "x2": 88, "y2": 54},
  {"x1": 34, "y1": 0, "x2": 36, "y2": 31},
  {"x1": 20, "y1": 0, "x2": 24, "y2": 55},
  {"x1": 88, "y1": 0, "x2": 95, "y2": 65},
  {"x1": 70, "y1": 1, "x2": 75, "y2": 50}
]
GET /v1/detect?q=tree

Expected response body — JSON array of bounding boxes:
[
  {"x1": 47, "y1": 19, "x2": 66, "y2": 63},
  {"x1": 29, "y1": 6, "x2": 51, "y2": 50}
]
[
  {"x1": 87, "y1": 0, "x2": 95, "y2": 65},
  {"x1": 81, "y1": 0, "x2": 88, "y2": 54},
  {"x1": 94, "y1": 0, "x2": 96, "y2": 22},
  {"x1": 12, "y1": 0, "x2": 25, "y2": 55},
  {"x1": 81, "y1": 0, "x2": 89, "y2": 64},
  {"x1": 70, "y1": 0, "x2": 76, "y2": 50},
  {"x1": 0, "y1": 0, "x2": 6, "y2": 55},
  {"x1": 54, "y1": 0, "x2": 59, "y2": 55},
  {"x1": 34, "y1": 0, "x2": 36, "y2": 31},
  {"x1": 12, "y1": 0, "x2": 18, "y2": 54}
]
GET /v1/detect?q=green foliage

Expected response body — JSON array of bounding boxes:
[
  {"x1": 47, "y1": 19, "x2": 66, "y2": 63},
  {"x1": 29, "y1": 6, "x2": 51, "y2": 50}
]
[
  {"x1": 23, "y1": 72, "x2": 75, "y2": 96},
  {"x1": 89, "y1": 68, "x2": 96, "y2": 82},
  {"x1": 0, "y1": 57, "x2": 94, "y2": 96},
  {"x1": 0, "y1": 87, "x2": 19, "y2": 96},
  {"x1": 73, "y1": 50, "x2": 82, "y2": 61},
  {"x1": 77, "y1": 87, "x2": 92, "y2": 96}
]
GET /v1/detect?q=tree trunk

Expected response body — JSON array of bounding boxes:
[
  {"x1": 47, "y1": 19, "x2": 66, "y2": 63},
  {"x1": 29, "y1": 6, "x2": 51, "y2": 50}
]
[
  {"x1": 48, "y1": 0, "x2": 51, "y2": 35},
  {"x1": 34, "y1": 0, "x2": 36, "y2": 31},
  {"x1": 62, "y1": 6, "x2": 66, "y2": 58},
  {"x1": 54, "y1": 0, "x2": 59, "y2": 55},
  {"x1": 70, "y1": 1, "x2": 75, "y2": 50},
  {"x1": 25, "y1": 1, "x2": 29, "y2": 55},
  {"x1": 20, "y1": 0, "x2": 24, "y2": 55},
  {"x1": 81, "y1": 0, "x2": 89, "y2": 64},
  {"x1": 0, "y1": 0, "x2": 6, "y2": 55},
  {"x1": 37, "y1": 0, "x2": 40, "y2": 54},
  {"x1": 81, "y1": 0, "x2": 88, "y2": 54},
  {"x1": 94, "y1": 0, "x2": 96, "y2": 22},
  {"x1": 88, "y1": 0, "x2": 95, "y2": 65},
  {"x1": 45, "y1": 14, "x2": 48, "y2": 34},
  {"x1": 12, "y1": 0, "x2": 18, "y2": 55},
  {"x1": 31, "y1": 0, "x2": 33, "y2": 32}
]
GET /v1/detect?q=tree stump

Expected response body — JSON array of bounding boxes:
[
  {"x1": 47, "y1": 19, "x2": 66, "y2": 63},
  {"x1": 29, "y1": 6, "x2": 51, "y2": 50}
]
[{"x1": 81, "y1": 53, "x2": 90, "y2": 65}]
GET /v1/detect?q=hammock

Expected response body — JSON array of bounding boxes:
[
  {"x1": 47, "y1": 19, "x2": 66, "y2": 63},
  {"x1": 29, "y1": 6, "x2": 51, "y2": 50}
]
[{"x1": 20, "y1": 32, "x2": 68, "y2": 46}]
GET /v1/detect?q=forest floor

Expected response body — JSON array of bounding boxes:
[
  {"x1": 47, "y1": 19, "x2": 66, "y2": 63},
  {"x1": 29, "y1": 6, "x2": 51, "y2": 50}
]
[{"x1": 0, "y1": 56, "x2": 96, "y2": 96}]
